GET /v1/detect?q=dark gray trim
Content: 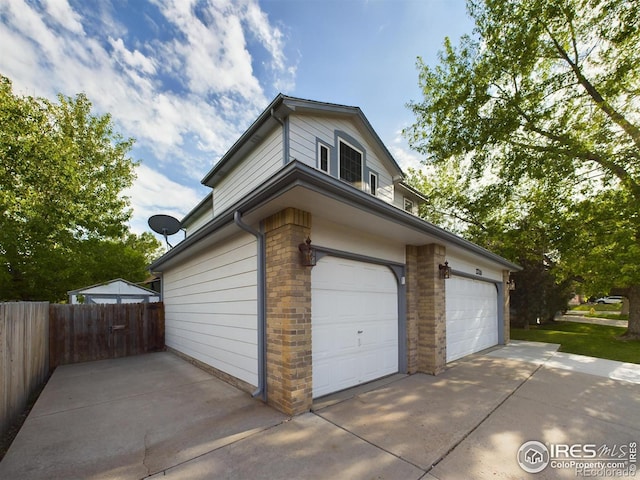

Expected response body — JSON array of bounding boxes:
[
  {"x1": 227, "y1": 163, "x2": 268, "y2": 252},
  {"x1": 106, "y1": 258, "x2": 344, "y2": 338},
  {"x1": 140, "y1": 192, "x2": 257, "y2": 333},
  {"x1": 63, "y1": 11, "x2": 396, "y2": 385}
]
[
  {"x1": 150, "y1": 161, "x2": 521, "y2": 272},
  {"x1": 181, "y1": 192, "x2": 213, "y2": 226},
  {"x1": 314, "y1": 246, "x2": 407, "y2": 374},
  {"x1": 315, "y1": 139, "x2": 332, "y2": 173},
  {"x1": 233, "y1": 211, "x2": 266, "y2": 401},
  {"x1": 201, "y1": 95, "x2": 405, "y2": 187},
  {"x1": 449, "y1": 268, "x2": 505, "y2": 345},
  {"x1": 280, "y1": 113, "x2": 290, "y2": 164}
]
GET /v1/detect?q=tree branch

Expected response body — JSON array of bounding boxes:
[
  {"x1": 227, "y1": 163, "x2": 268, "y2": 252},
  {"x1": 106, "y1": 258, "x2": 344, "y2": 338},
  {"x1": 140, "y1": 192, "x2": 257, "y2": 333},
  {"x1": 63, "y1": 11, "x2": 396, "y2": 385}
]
[{"x1": 542, "y1": 21, "x2": 640, "y2": 151}]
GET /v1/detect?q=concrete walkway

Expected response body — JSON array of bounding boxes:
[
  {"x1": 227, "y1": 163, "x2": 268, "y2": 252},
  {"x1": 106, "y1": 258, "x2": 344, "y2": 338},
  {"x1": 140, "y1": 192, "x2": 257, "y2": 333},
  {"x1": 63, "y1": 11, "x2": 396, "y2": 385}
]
[
  {"x1": 559, "y1": 310, "x2": 629, "y2": 327},
  {"x1": 1, "y1": 345, "x2": 638, "y2": 480}
]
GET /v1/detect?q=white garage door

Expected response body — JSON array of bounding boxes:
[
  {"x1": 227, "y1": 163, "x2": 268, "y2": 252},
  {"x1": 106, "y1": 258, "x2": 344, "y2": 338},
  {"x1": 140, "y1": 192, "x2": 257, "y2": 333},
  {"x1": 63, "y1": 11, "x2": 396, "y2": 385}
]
[
  {"x1": 446, "y1": 277, "x2": 498, "y2": 362},
  {"x1": 312, "y1": 256, "x2": 398, "y2": 398}
]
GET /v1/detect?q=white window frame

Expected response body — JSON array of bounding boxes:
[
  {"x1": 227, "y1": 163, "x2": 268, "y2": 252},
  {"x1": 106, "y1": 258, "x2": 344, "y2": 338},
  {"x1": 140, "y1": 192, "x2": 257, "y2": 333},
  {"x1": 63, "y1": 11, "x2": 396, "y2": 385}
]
[
  {"x1": 318, "y1": 143, "x2": 330, "y2": 173},
  {"x1": 404, "y1": 197, "x2": 414, "y2": 213},
  {"x1": 369, "y1": 171, "x2": 378, "y2": 196},
  {"x1": 338, "y1": 138, "x2": 364, "y2": 188}
]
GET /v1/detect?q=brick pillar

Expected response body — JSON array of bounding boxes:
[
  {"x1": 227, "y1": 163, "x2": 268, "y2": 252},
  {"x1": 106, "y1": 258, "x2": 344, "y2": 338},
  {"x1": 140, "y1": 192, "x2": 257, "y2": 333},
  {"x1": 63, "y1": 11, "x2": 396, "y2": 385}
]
[
  {"x1": 405, "y1": 245, "x2": 419, "y2": 374},
  {"x1": 264, "y1": 208, "x2": 312, "y2": 415},
  {"x1": 502, "y1": 270, "x2": 511, "y2": 344},
  {"x1": 416, "y1": 244, "x2": 447, "y2": 374}
]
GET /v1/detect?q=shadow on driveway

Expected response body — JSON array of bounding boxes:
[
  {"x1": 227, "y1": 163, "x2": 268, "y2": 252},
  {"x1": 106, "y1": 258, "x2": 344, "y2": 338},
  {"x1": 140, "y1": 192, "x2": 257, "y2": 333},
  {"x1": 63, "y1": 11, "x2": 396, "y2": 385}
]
[{"x1": 1, "y1": 348, "x2": 638, "y2": 479}]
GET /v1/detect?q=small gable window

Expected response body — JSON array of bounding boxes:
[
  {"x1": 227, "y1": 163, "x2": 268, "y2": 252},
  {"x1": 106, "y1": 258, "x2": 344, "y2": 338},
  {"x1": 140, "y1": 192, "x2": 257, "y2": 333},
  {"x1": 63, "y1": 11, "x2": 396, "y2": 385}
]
[
  {"x1": 318, "y1": 144, "x2": 329, "y2": 173},
  {"x1": 404, "y1": 197, "x2": 414, "y2": 213},
  {"x1": 369, "y1": 171, "x2": 378, "y2": 196},
  {"x1": 339, "y1": 140, "x2": 362, "y2": 187}
]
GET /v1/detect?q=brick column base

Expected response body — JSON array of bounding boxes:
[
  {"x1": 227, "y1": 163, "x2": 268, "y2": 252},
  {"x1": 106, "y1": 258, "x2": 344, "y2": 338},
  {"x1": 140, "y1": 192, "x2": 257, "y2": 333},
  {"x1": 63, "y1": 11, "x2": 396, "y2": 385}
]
[
  {"x1": 264, "y1": 208, "x2": 312, "y2": 415},
  {"x1": 406, "y1": 244, "x2": 447, "y2": 375}
]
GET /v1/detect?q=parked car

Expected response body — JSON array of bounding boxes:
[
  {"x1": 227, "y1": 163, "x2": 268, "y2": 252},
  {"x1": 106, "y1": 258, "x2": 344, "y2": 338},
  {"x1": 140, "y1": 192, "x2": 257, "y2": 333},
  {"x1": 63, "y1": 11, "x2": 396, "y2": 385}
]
[{"x1": 595, "y1": 296, "x2": 623, "y2": 304}]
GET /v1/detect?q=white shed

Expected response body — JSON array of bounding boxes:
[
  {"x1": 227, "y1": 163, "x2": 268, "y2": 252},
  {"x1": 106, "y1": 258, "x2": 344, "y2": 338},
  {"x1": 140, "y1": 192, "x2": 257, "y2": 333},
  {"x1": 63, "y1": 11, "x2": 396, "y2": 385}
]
[{"x1": 68, "y1": 278, "x2": 160, "y2": 304}]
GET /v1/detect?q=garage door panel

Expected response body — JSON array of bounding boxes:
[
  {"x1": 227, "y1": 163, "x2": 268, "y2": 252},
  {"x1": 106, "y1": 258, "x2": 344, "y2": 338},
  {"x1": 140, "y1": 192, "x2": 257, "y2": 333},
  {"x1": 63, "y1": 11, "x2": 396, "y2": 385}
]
[
  {"x1": 312, "y1": 257, "x2": 398, "y2": 398},
  {"x1": 446, "y1": 277, "x2": 498, "y2": 362}
]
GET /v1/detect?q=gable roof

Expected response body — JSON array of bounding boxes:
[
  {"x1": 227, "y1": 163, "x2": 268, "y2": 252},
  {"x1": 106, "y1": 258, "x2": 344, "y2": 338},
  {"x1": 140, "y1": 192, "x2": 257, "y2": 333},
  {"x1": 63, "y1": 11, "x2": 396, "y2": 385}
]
[
  {"x1": 201, "y1": 94, "x2": 405, "y2": 188},
  {"x1": 67, "y1": 278, "x2": 158, "y2": 296},
  {"x1": 151, "y1": 161, "x2": 521, "y2": 273}
]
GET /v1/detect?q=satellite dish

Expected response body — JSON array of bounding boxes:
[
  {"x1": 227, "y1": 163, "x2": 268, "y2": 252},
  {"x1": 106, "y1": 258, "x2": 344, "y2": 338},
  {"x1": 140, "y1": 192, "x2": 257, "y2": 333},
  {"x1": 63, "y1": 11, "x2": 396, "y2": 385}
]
[{"x1": 148, "y1": 214, "x2": 182, "y2": 248}]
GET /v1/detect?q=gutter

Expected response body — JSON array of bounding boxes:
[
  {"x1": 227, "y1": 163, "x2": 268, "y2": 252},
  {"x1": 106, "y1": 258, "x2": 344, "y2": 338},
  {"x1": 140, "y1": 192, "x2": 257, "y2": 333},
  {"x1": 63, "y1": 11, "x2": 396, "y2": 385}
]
[
  {"x1": 233, "y1": 211, "x2": 266, "y2": 401},
  {"x1": 150, "y1": 161, "x2": 521, "y2": 272}
]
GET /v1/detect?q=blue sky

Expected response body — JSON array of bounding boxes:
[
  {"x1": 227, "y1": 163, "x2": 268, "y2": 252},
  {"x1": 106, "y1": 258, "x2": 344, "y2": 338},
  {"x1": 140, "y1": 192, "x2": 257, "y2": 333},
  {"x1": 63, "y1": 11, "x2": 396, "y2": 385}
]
[{"x1": 0, "y1": 0, "x2": 474, "y2": 238}]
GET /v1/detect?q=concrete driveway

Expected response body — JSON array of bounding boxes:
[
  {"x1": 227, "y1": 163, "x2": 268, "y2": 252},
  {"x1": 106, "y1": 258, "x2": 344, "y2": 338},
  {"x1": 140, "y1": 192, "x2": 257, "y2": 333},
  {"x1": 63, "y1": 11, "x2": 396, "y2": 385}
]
[{"x1": 1, "y1": 343, "x2": 638, "y2": 479}]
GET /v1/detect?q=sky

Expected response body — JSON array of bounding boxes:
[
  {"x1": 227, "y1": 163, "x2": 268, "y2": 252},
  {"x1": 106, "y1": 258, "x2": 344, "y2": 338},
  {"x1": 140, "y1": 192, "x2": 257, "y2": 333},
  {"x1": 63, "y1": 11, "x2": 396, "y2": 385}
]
[{"x1": 0, "y1": 0, "x2": 475, "y2": 240}]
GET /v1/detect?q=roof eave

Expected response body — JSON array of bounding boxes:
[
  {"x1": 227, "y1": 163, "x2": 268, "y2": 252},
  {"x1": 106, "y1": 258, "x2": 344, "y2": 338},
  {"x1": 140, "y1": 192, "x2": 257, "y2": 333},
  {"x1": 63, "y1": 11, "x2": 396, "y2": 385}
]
[{"x1": 150, "y1": 161, "x2": 521, "y2": 272}]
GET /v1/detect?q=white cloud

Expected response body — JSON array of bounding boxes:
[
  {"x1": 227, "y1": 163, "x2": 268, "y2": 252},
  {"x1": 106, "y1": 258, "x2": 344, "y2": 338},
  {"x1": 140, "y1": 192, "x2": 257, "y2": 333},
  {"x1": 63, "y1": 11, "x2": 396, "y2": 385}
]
[
  {"x1": 108, "y1": 37, "x2": 156, "y2": 75},
  {"x1": 0, "y1": 0, "x2": 294, "y2": 224},
  {"x1": 42, "y1": 0, "x2": 85, "y2": 35},
  {"x1": 125, "y1": 164, "x2": 204, "y2": 235},
  {"x1": 390, "y1": 130, "x2": 425, "y2": 173}
]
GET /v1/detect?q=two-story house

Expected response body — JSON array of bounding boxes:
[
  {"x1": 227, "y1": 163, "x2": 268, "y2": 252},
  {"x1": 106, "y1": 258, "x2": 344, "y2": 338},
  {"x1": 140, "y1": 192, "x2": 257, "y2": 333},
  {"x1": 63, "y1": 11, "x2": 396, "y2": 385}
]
[{"x1": 149, "y1": 95, "x2": 520, "y2": 416}]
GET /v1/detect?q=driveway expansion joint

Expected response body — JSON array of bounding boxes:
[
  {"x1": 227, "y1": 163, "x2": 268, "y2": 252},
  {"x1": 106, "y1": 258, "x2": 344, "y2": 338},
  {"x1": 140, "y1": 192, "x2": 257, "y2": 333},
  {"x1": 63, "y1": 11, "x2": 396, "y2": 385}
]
[
  {"x1": 425, "y1": 362, "x2": 545, "y2": 474},
  {"x1": 311, "y1": 410, "x2": 427, "y2": 473}
]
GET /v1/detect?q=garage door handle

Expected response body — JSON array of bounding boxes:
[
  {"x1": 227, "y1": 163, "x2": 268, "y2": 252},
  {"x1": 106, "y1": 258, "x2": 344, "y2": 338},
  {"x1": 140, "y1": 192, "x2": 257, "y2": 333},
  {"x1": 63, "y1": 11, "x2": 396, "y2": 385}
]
[{"x1": 357, "y1": 330, "x2": 363, "y2": 334}]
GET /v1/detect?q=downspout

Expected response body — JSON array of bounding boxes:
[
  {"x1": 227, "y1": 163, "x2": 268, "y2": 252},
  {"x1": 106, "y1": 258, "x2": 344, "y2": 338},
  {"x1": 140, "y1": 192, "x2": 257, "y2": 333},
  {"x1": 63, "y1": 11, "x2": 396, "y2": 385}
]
[
  {"x1": 271, "y1": 108, "x2": 289, "y2": 164},
  {"x1": 234, "y1": 211, "x2": 266, "y2": 401}
]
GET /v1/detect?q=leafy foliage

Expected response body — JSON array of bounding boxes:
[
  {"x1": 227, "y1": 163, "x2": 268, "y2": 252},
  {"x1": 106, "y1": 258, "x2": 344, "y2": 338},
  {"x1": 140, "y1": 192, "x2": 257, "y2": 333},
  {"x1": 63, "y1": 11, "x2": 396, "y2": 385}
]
[
  {"x1": 0, "y1": 75, "x2": 162, "y2": 301},
  {"x1": 404, "y1": 0, "x2": 640, "y2": 336}
]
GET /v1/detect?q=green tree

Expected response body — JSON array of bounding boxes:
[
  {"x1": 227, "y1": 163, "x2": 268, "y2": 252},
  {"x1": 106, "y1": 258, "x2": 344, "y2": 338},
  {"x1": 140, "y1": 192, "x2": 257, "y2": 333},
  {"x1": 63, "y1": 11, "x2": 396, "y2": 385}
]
[
  {"x1": 406, "y1": 166, "x2": 576, "y2": 327},
  {"x1": 404, "y1": 0, "x2": 640, "y2": 337},
  {"x1": 0, "y1": 75, "x2": 161, "y2": 301}
]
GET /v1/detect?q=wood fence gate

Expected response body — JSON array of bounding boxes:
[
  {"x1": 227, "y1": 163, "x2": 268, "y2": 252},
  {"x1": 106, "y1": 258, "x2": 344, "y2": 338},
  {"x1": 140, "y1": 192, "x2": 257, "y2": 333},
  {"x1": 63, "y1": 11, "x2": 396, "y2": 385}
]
[{"x1": 49, "y1": 302, "x2": 165, "y2": 369}]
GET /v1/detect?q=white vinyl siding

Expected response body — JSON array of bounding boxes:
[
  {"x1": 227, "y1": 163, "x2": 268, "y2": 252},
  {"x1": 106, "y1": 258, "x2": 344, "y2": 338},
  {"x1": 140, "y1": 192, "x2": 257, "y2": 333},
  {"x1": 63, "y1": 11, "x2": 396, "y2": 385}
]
[
  {"x1": 184, "y1": 209, "x2": 213, "y2": 236},
  {"x1": 312, "y1": 216, "x2": 405, "y2": 264},
  {"x1": 289, "y1": 114, "x2": 394, "y2": 204},
  {"x1": 213, "y1": 127, "x2": 282, "y2": 216},
  {"x1": 446, "y1": 253, "x2": 503, "y2": 282},
  {"x1": 162, "y1": 233, "x2": 258, "y2": 386}
]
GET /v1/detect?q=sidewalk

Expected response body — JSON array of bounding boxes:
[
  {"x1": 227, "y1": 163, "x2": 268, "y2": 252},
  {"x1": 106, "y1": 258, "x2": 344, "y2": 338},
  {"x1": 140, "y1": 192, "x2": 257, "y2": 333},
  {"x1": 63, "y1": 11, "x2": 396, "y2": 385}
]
[
  {"x1": 488, "y1": 340, "x2": 640, "y2": 384},
  {"x1": 559, "y1": 310, "x2": 628, "y2": 327}
]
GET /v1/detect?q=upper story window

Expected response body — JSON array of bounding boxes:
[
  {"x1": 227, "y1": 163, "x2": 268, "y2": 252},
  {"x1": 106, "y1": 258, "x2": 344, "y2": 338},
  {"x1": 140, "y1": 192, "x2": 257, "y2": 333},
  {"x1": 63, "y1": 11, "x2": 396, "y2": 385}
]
[
  {"x1": 369, "y1": 171, "x2": 378, "y2": 196},
  {"x1": 318, "y1": 144, "x2": 329, "y2": 173},
  {"x1": 339, "y1": 140, "x2": 362, "y2": 187},
  {"x1": 404, "y1": 197, "x2": 415, "y2": 213}
]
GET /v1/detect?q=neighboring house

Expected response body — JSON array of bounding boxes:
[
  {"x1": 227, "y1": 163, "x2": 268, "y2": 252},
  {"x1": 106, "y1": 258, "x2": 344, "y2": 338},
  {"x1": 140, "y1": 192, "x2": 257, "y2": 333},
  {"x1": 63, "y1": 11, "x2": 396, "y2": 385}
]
[
  {"x1": 149, "y1": 95, "x2": 520, "y2": 416},
  {"x1": 68, "y1": 278, "x2": 160, "y2": 304}
]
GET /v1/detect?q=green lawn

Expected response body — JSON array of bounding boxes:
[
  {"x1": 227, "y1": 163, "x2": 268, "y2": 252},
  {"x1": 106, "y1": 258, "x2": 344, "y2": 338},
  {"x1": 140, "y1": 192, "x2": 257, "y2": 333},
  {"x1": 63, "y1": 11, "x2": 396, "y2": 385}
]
[
  {"x1": 571, "y1": 303, "x2": 621, "y2": 312},
  {"x1": 511, "y1": 321, "x2": 640, "y2": 364}
]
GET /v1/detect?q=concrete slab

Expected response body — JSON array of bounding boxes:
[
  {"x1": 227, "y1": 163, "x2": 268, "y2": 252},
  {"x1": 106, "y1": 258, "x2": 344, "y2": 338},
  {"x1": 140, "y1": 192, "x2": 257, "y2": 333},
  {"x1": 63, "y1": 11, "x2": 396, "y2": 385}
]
[
  {"x1": 486, "y1": 340, "x2": 560, "y2": 365},
  {"x1": 0, "y1": 353, "x2": 287, "y2": 480},
  {"x1": 148, "y1": 413, "x2": 424, "y2": 480},
  {"x1": 312, "y1": 373, "x2": 407, "y2": 410},
  {"x1": 2, "y1": 344, "x2": 638, "y2": 479},
  {"x1": 315, "y1": 355, "x2": 540, "y2": 470},
  {"x1": 431, "y1": 367, "x2": 640, "y2": 480},
  {"x1": 546, "y1": 352, "x2": 640, "y2": 384},
  {"x1": 488, "y1": 340, "x2": 640, "y2": 384}
]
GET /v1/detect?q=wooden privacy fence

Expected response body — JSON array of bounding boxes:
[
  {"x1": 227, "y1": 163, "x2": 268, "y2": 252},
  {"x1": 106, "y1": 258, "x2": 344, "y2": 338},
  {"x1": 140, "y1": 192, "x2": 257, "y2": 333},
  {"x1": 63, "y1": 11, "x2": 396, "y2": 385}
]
[
  {"x1": 1, "y1": 302, "x2": 49, "y2": 442},
  {"x1": 49, "y1": 302, "x2": 165, "y2": 369}
]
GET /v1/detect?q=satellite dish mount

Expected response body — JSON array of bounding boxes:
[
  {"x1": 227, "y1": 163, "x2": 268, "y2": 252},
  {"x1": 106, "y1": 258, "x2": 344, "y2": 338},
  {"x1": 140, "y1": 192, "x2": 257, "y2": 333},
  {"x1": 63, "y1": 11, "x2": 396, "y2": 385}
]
[{"x1": 148, "y1": 214, "x2": 183, "y2": 248}]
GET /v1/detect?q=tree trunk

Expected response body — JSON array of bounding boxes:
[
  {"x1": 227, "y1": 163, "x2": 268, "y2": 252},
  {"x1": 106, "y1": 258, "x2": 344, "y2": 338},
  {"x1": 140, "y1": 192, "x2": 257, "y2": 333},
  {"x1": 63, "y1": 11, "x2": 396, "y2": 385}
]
[
  {"x1": 623, "y1": 285, "x2": 640, "y2": 339},
  {"x1": 621, "y1": 297, "x2": 630, "y2": 316}
]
